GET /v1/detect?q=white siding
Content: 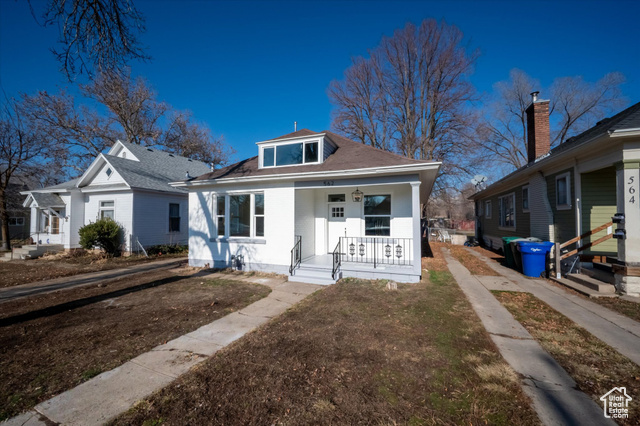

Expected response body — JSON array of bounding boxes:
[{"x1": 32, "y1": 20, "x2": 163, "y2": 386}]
[
  {"x1": 189, "y1": 182, "x2": 295, "y2": 270},
  {"x1": 84, "y1": 191, "x2": 133, "y2": 250},
  {"x1": 294, "y1": 189, "x2": 315, "y2": 259},
  {"x1": 132, "y1": 191, "x2": 189, "y2": 247}
]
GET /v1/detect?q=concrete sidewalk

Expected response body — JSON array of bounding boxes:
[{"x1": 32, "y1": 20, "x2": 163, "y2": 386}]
[
  {"x1": 0, "y1": 257, "x2": 187, "y2": 303},
  {"x1": 443, "y1": 249, "x2": 612, "y2": 426},
  {"x1": 466, "y1": 248, "x2": 640, "y2": 367},
  {"x1": 4, "y1": 273, "x2": 322, "y2": 426}
]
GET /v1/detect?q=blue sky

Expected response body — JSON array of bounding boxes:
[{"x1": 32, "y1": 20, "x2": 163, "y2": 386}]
[{"x1": 1, "y1": 0, "x2": 638, "y2": 163}]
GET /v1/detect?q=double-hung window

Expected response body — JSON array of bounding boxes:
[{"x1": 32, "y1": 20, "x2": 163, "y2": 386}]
[
  {"x1": 522, "y1": 186, "x2": 530, "y2": 212},
  {"x1": 215, "y1": 193, "x2": 264, "y2": 238},
  {"x1": 364, "y1": 195, "x2": 391, "y2": 236},
  {"x1": 498, "y1": 193, "x2": 516, "y2": 228},
  {"x1": 556, "y1": 172, "x2": 571, "y2": 210},
  {"x1": 100, "y1": 201, "x2": 115, "y2": 220},
  {"x1": 485, "y1": 200, "x2": 492, "y2": 218},
  {"x1": 8, "y1": 217, "x2": 25, "y2": 226},
  {"x1": 169, "y1": 203, "x2": 180, "y2": 232}
]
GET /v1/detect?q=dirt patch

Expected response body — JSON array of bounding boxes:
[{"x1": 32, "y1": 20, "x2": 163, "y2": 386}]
[
  {"x1": 589, "y1": 296, "x2": 640, "y2": 322},
  {"x1": 0, "y1": 270, "x2": 271, "y2": 420},
  {"x1": 495, "y1": 291, "x2": 640, "y2": 425},
  {"x1": 0, "y1": 252, "x2": 185, "y2": 288},
  {"x1": 449, "y1": 245, "x2": 499, "y2": 276},
  {"x1": 422, "y1": 241, "x2": 448, "y2": 272},
  {"x1": 112, "y1": 276, "x2": 538, "y2": 425}
]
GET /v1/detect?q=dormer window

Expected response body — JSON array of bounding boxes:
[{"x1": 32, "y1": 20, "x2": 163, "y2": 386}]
[{"x1": 262, "y1": 140, "x2": 320, "y2": 168}]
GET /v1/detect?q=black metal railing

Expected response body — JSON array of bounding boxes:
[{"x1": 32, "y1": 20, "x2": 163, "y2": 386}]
[
  {"x1": 289, "y1": 235, "x2": 302, "y2": 274},
  {"x1": 331, "y1": 241, "x2": 341, "y2": 279},
  {"x1": 340, "y1": 237, "x2": 412, "y2": 268}
]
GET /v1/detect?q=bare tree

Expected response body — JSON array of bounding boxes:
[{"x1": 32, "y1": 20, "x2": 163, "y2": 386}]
[
  {"x1": 329, "y1": 19, "x2": 480, "y2": 194},
  {"x1": 479, "y1": 69, "x2": 626, "y2": 171},
  {"x1": 21, "y1": 72, "x2": 231, "y2": 177},
  {"x1": 31, "y1": 0, "x2": 149, "y2": 80},
  {"x1": 0, "y1": 98, "x2": 62, "y2": 250}
]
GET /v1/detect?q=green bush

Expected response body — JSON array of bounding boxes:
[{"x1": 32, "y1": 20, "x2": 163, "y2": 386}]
[
  {"x1": 146, "y1": 244, "x2": 188, "y2": 256},
  {"x1": 78, "y1": 218, "x2": 123, "y2": 256}
]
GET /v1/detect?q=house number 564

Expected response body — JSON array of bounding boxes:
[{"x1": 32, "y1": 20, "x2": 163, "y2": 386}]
[{"x1": 629, "y1": 176, "x2": 636, "y2": 204}]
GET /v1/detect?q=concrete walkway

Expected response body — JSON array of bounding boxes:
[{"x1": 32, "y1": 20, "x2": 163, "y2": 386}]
[
  {"x1": 0, "y1": 257, "x2": 187, "y2": 303},
  {"x1": 466, "y1": 248, "x2": 640, "y2": 367},
  {"x1": 444, "y1": 249, "x2": 613, "y2": 426},
  {"x1": 4, "y1": 273, "x2": 322, "y2": 426}
]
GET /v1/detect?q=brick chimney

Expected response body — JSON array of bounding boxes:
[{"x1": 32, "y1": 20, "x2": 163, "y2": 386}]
[{"x1": 525, "y1": 91, "x2": 550, "y2": 163}]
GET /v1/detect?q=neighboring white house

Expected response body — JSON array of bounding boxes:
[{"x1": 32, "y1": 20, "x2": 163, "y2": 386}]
[
  {"x1": 22, "y1": 141, "x2": 211, "y2": 251},
  {"x1": 175, "y1": 129, "x2": 441, "y2": 284}
]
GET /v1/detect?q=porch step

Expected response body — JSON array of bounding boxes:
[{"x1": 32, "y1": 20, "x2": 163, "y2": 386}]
[
  {"x1": 551, "y1": 273, "x2": 617, "y2": 298},
  {"x1": 581, "y1": 263, "x2": 615, "y2": 284},
  {"x1": 288, "y1": 267, "x2": 338, "y2": 286},
  {"x1": 11, "y1": 244, "x2": 64, "y2": 260}
]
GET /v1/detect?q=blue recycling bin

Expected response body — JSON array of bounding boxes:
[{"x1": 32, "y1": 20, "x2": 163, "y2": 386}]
[{"x1": 517, "y1": 241, "x2": 555, "y2": 278}]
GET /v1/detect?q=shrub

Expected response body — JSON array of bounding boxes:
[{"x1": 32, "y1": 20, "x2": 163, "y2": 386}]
[
  {"x1": 146, "y1": 244, "x2": 188, "y2": 256},
  {"x1": 78, "y1": 218, "x2": 123, "y2": 256}
]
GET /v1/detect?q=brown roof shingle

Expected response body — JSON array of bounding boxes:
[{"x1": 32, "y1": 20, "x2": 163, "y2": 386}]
[{"x1": 194, "y1": 129, "x2": 433, "y2": 181}]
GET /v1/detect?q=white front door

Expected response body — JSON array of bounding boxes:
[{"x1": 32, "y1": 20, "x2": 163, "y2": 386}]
[{"x1": 327, "y1": 203, "x2": 346, "y2": 253}]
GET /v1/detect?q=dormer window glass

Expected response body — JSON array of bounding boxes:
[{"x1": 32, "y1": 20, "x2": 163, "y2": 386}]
[{"x1": 262, "y1": 140, "x2": 320, "y2": 167}]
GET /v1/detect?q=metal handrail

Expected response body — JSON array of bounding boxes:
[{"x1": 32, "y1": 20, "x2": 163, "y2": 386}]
[
  {"x1": 289, "y1": 235, "x2": 302, "y2": 275},
  {"x1": 331, "y1": 241, "x2": 341, "y2": 280},
  {"x1": 340, "y1": 236, "x2": 412, "y2": 267}
]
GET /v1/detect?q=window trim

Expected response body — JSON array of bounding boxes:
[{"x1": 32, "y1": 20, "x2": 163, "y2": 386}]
[
  {"x1": 555, "y1": 172, "x2": 572, "y2": 210},
  {"x1": 485, "y1": 200, "x2": 492, "y2": 219},
  {"x1": 212, "y1": 192, "x2": 265, "y2": 240},
  {"x1": 522, "y1": 185, "x2": 530, "y2": 213},
  {"x1": 99, "y1": 200, "x2": 115, "y2": 220},
  {"x1": 169, "y1": 203, "x2": 181, "y2": 233},
  {"x1": 363, "y1": 193, "x2": 392, "y2": 237},
  {"x1": 498, "y1": 193, "x2": 516, "y2": 230},
  {"x1": 260, "y1": 139, "x2": 322, "y2": 168}
]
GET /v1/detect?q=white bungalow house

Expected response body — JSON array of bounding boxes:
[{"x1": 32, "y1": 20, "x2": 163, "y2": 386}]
[
  {"x1": 175, "y1": 129, "x2": 441, "y2": 284},
  {"x1": 21, "y1": 141, "x2": 211, "y2": 253}
]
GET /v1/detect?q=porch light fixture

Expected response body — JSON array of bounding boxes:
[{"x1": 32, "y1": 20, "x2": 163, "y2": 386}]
[{"x1": 352, "y1": 188, "x2": 363, "y2": 202}]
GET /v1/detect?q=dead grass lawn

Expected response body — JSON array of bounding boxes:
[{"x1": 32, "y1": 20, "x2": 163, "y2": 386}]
[
  {"x1": 113, "y1": 273, "x2": 538, "y2": 425},
  {"x1": 0, "y1": 270, "x2": 270, "y2": 420},
  {"x1": 0, "y1": 252, "x2": 185, "y2": 288},
  {"x1": 495, "y1": 291, "x2": 640, "y2": 425}
]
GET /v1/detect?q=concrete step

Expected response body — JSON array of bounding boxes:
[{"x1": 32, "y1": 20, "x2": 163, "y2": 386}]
[
  {"x1": 580, "y1": 265, "x2": 615, "y2": 284},
  {"x1": 288, "y1": 267, "x2": 337, "y2": 286},
  {"x1": 551, "y1": 277, "x2": 617, "y2": 298},
  {"x1": 12, "y1": 244, "x2": 64, "y2": 259},
  {"x1": 567, "y1": 273, "x2": 616, "y2": 293}
]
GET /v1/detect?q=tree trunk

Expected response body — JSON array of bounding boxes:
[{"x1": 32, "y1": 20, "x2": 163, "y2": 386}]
[{"x1": 0, "y1": 191, "x2": 10, "y2": 251}]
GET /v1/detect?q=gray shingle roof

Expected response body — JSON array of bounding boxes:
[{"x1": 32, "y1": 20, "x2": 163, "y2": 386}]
[
  {"x1": 195, "y1": 129, "x2": 433, "y2": 182},
  {"x1": 119, "y1": 142, "x2": 212, "y2": 181},
  {"x1": 30, "y1": 193, "x2": 65, "y2": 208}
]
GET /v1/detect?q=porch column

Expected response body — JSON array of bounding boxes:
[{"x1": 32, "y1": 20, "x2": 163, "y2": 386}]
[
  {"x1": 615, "y1": 161, "x2": 640, "y2": 296},
  {"x1": 411, "y1": 182, "x2": 422, "y2": 278}
]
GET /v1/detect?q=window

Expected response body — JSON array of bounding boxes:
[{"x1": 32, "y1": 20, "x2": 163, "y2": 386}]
[
  {"x1": 255, "y1": 193, "x2": 264, "y2": 237},
  {"x1": 328, "y1": 194, "x2": 345, "y2": 202},
  {"x1": 263, "y1": 147, "x2": 274, "y2": 167},
  {"x1": 100, "y1": 201, "x2": 115, "y2": 220},
  {"x1": 169, "y1": 203, "x2": 180, "y2": 232},
  {"x1": 51, "y1": 209, "x2": 61, "y2": 234},
  {"x1": 485, "y1": 200, "x2": 492, "y2": 218},
  {"x1": 364, "y1": 195, "x2": 391, "y2": 236},
  {"x1": 498, "y1": 193, "x2": 516, "y2": 228},
  {"x1": 106, "y1": 168, "x2": 112, "y2": 177},
  {"x1": 556, "y1": 172, "x2": 571, "y2": 209},
  {"x1": 8, "y1": 217, "x2": 25, "y2": 226},
  {"x1": 522, "y1": 186, "x2": 530, "y2": 212},
  {"x1": 330, "y1": 206, "x2": 345, "y2": 220},
  {"x1": 122, "y1": 152, "x2": 126, "y2": 159},
  {"x1": 216, "y1": 195, "x2": 225, "y2": 237},
  {"x1": 262, "y1": 141, "x2": 320, "y2": 167},
  {"x1": 230, "y1": 195, "x2": 251, "y2": 237}
]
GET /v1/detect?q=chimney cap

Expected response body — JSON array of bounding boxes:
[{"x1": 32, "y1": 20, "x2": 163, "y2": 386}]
[{"x1": 531, "y1": 91, "x2": 540, "y2": 102}]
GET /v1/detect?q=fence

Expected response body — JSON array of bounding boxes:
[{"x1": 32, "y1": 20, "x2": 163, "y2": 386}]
[{"x1": 424, "y1": 227, "x2": 473, "y2": 245}]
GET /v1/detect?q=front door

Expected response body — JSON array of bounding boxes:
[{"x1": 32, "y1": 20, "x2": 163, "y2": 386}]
[{"x1": 327, "y1": 203, "x2": 346, "y2": 253}]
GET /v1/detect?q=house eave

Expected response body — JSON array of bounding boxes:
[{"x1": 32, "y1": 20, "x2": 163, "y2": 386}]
[
  {"x1": 170, "y1": 162, "x2": 442, "y2": 188},
  {"x1": 255, "y1": 133, "x2": 326, "y2": 145}
]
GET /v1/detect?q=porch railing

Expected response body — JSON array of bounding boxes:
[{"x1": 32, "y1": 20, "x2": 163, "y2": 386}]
[
  {"x1": 289, "y1": 235, "x2": 302, "y2": 275},
  {"x1": 339, "y1": 237, "x2": 412, "y2": 268},
  {"x1": 331, "y1": 241, "x2": 341, "y2": 279},
  {"x1": 554, "y1": 221, "x2": 613, "y2": 278}
]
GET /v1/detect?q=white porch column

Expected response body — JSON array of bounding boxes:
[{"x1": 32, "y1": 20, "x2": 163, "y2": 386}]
[
  {"x1": 411, "y1": 182, "x2": 422, "y2": 278},
  {"x1": 616, "y1": 160, "x2": 640, "y2": 296}
]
